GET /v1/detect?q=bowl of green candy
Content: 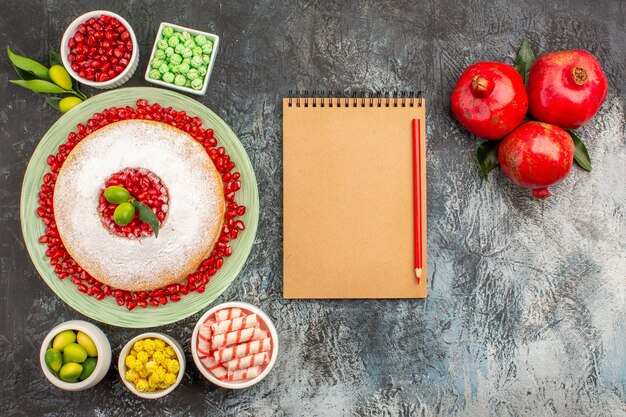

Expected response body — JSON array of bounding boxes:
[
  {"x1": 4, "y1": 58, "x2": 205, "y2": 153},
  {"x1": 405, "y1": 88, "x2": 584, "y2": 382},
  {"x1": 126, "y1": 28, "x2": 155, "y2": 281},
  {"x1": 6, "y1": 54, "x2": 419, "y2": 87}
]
[
  {"x1": 40, "y1": 320, "x2": 112, "y2": 391},
  {"x1": 145, "y1": 22, "x2": 219, "y2": 95}
]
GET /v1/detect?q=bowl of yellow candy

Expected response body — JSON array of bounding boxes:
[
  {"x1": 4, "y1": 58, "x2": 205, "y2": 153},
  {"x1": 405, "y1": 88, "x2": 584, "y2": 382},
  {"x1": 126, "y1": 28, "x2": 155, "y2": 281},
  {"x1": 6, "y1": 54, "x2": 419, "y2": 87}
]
[{"x1": 118, "y1": 332, "x2": 185, "y2": 399}]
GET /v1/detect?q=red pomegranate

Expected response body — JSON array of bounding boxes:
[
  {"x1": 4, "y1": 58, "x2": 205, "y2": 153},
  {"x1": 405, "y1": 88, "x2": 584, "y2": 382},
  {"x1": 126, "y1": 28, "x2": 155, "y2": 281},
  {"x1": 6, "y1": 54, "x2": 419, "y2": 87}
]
[
  {"x1": 451, "y1": 62, "x2": 528, "y2": 140},
  {"x1": 498, "y1": 121, "x2": 574, "y2": 199},
  {"x1": 527, "y1": 50, "x2": 608, "y2": 130}
]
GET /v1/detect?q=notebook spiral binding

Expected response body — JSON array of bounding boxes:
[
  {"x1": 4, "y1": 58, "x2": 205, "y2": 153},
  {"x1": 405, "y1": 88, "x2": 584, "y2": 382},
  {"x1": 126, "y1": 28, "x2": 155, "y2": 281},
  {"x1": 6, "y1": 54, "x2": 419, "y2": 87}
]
[{"x1": 287, "y1": 90, "x2": 423, "y2": 108}]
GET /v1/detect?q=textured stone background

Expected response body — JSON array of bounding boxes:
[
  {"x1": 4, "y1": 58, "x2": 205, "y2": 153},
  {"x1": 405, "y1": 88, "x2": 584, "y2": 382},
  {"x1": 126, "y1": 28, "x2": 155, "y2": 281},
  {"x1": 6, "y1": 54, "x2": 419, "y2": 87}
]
[{"x1": 0, "y1": 0, "x2": 624, "y2": 416}]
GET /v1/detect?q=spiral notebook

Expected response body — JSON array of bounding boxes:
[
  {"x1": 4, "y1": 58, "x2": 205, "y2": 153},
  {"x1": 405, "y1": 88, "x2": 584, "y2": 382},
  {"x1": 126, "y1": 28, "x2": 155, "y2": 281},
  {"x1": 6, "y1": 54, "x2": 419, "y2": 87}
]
[{"x1": 283, "y1": 91, "x2": 427, "y2": 298}]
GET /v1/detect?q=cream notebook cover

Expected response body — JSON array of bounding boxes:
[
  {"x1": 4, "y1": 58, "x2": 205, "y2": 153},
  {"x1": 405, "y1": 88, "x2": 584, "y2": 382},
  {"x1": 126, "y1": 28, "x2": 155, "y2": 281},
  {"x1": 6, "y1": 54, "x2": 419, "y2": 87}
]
[{"x1": 283, "y1": 93, "x2": 426, "y2": 298}]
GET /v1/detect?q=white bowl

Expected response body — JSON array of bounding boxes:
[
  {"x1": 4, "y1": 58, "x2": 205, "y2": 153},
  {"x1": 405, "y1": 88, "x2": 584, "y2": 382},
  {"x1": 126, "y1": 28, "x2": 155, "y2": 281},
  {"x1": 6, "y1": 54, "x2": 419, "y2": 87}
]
[
  {"x1": 40, "y1": 320, "x2": 112, "y2": 391},
  {"x1": 191, "y1": 301, "x2": 278, "y2": 389},
  {"x1": 118, "y1": 332, "x2": 185, "y2": 399},
  {"x1": 144, "y1": 22, "x2": 220, "y2": 96},
  {"x1": 60, "y1": 10, "x2": 139, "y2": 89}
]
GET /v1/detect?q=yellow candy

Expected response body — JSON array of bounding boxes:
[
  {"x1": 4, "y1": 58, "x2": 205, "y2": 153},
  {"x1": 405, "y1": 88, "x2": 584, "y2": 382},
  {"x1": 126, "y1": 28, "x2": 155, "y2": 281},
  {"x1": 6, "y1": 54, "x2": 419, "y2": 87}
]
[
  {"x1": 132, "y1": 361, "x2": 143, "y2": 372},
  {"x1": 164, "y1": 346, "x2": 175, "y2": 358},
  {"x1": 143, "y1": 339, "x2": 155, "y2": 354},
  {"x1": 155, "y1": 339, "x2": 166, "y2": 350},
  {"x1": 152, "y1": 351, "x2": 165, "y2": 365},
  {"x1": 166, "y1": 359, "x2": 180, "y2": 374},
  {"x1": 133, "y1": 340, "x2": 144, "y2": 352},
  {"x1": 135, "y1": 378, "x2": 149, "y2": 392},
  {"x1": 164, "y1": 372, "x2": 177, "y2": 385},
  {"x1": 125, "y1": 369, "x2": 138, "y2": 383},
  {"x1": 125, "y1": 354, "x2": 136, "y2": 367},
  {"x1": 137, "y1": 351, "x2": 149, "y2": 363},
  {"x1": 138, "y1": 367, "x2": 149, "y2": 378}
]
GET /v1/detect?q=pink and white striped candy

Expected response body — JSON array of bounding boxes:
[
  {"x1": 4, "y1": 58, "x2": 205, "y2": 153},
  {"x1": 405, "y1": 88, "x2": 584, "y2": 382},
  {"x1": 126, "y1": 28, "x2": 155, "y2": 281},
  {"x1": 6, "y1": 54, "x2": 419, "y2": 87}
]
[
  {"x1": 211, "y1": 314, "x2": 258, "y2": 335},
  {"x1": 226, "y1": 365, "x2": 262, "y2": 381},
  {"x1": 212, "y1": 328, "x2": 267, "y2": 349},
  {"x1": 215, "y1": 308, "x2": 244, "y2": 322},
  {"x1": 197, "y1": 319, "x2": 214, "y2": 355},
  {"x1": 214, "y1": 338, "x2": 272, "y2": 363},
  {"x1": 225, "y1": 352, "x2": 269, "y2": 371}
]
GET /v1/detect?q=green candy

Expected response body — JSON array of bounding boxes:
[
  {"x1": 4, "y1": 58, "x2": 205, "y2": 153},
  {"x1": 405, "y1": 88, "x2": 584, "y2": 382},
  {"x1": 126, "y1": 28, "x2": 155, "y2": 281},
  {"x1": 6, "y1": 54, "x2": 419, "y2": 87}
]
[
  {"x1": 182, "y1": 57, "x2": 191, "y2": 65},
  {"x1": 183, "y1": 39, "x2": 195, "y2": 48},
  {"x1": 154, "y1": 49, "x2": 166, "y2": 60},
  {"x1": 162, "y1": 72, "x2": 175, "y2": 83},
  {"x1": 191, "y1": 78, "x2": 203, "y2": 90},
  {"x1": 168, "y1": 36, "x2": 180, "y2": 47},
  {"x1": 202, "y1": 54, "x2": 211, "y2": 64},
  {"x1": 170, "y1": 54, "x2": 182, "y2": 65},
  {"x1": 184, "y1": 79, "x2": 192, "y2": 87},
  {"x1": 194, "y1": 35, "x2": 207, "y2": 46},
  {"x1": 192, "y1": 46, "x2": 203, "y2": 56},
  {"x1": 181, "y1": 48, "x2": 193, "y2": 58},
  {"x1": 174, "y1": 74, "x2": 186, "y2": 86},
  {"x1": 162, "y1": 26, "x2": 174, "y2": 38},
  {"x1": 202, "y1": 42, "x2": 213, "y2": 54},
  {"x1": 174, "y1": 43, "x2": 185, "y2": 54},
  {"x1": 181, "y1": 31, "x2": 191, "y2": 40},
  {"x1": 198, "y1": 66, "x2": 207, "y2": 76},
  {"x1": 158, "y1": 63, "x2": 170, "y2": 74},
  {"x1": 187, "y1": 68, "x2": 199, "y2": 80},
  {"x1": 157, "y1": 39, "x2": 168, "y2": 50},
  {"x1": 149, "y1": 69, "x2": 161, "y2": 80},
  {"x1": 151, "y1": 58, "x2": 163, "y2": 69},
  {"x1": 45, "y1": 348, "x2": 63, "y2": 373},
  {"x1": 178, "y1": 62, "x2": 190, "y2": 75},
  {"x1": 191, "y1": 56, "x2": 203, "y2": 68},
  {"x1": 164, "y1": 47, "x2": 175, "y2": 57},
  {"x1": 79, "y1": 358, "x2": 97, "y2": 381}
]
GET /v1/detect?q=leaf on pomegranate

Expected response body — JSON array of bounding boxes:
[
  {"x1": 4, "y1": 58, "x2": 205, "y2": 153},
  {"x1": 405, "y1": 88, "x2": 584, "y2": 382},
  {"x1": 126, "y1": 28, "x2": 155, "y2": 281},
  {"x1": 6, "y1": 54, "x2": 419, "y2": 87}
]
[
  {"x1": 514, "y1": 39, "x2": 535, "y2": 84},
  {"x1": 131, "y1": 200, "x2": 160, "y2": 238},
  {"x1": 476, "y1": 140, "x2": 501, "y2": 181},
  {"x1": 569, "y1": 131, "x2": 592, "y2": 172},
  {"x1": 45, "y1": 97, "x2": 62, "y2": 110}
]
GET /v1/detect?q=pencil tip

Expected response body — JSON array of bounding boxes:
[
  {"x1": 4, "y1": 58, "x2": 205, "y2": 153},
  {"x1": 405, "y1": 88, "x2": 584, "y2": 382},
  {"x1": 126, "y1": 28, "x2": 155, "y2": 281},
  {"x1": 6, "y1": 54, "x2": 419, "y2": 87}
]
[{"x1": 415, "y1": 268, "x2": 422, "y2": 278}]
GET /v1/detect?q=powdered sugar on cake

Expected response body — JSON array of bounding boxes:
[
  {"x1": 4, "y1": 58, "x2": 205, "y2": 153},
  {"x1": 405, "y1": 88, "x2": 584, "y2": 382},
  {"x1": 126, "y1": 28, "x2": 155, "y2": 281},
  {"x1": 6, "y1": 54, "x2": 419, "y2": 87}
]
[{"x1": 53, "y1": 120, "x2": 225, "y2": 291}]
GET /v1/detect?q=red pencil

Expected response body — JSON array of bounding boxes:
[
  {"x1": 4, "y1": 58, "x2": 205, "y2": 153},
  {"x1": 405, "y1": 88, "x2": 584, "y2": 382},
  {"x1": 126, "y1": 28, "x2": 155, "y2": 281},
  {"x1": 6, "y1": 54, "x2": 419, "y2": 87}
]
[{"x1": 412, "y1": 118, "x2": 422, "y2": 283}]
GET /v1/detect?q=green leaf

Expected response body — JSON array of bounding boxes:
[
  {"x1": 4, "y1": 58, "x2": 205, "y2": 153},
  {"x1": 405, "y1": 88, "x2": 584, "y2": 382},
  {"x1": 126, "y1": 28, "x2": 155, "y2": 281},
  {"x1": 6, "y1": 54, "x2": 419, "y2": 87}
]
[
  {"x1": 131, "y1": 200, "x2": 160, "y2": 238},
  {"x1": 7, "y1": 46, "x2": 50, "y2": 80},
  {"x1": 49, "y1": 50, "x2": 63, "y2": 67},
  {"x1": 45, "y1": 97, "x2": 62, "y2": 110},
  {"x1": 476, "y1": 140, "x2": 501, "y2": 181},
  {"x1": 12, "y1": 64, "x2": 39, "y2": 80},
  {"x1": 514, "y1": 39, "x2": 535, "y2": 84},
  {"x1": 569, "y1": 130, "x2": 592, "y2": 172},
  {"x1": 9, "y1": 79, "x2": 70, "y2": 94}
]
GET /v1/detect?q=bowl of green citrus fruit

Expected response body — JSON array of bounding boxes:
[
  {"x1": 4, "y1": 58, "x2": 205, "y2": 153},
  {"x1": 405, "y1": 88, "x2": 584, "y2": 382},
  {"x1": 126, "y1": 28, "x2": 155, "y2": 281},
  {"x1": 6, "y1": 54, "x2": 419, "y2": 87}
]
[{"x1": 40, "y1": 320, "x2": 112, "y2": 391}]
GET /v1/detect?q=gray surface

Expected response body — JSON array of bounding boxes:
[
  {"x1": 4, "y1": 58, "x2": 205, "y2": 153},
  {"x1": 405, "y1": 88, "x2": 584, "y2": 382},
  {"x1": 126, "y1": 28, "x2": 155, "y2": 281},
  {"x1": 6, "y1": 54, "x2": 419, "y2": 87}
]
[{"x1": 0, "y1": 0, "x2": 625, "y2": 416}]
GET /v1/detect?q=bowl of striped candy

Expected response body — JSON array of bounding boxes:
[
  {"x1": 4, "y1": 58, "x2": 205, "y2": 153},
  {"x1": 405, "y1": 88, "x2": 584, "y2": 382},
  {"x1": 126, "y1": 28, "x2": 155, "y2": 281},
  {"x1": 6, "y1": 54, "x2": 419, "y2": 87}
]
[{"x1": 191, "y1": 301, "x2": 278, "y2": 389}]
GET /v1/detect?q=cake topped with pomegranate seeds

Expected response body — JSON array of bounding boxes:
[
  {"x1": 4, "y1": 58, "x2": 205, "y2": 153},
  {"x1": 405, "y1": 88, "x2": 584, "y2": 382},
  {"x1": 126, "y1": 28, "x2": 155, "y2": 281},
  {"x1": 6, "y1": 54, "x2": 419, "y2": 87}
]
[{"x1": 53, "y1": 119, "x2": 225, "y2": 292}]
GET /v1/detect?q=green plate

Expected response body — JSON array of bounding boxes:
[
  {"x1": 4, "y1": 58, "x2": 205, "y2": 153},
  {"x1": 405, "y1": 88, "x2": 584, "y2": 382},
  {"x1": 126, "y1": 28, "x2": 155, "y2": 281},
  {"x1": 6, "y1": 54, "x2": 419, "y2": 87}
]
[{"x1": 20, "y1": 87, "x2": 259, "y2": 328}]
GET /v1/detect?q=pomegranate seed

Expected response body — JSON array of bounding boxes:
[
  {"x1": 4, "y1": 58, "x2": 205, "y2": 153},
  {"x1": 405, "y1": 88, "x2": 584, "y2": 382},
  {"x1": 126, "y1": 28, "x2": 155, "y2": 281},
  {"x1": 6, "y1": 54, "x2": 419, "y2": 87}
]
[{"x1": 127, "y1": 301, "x2": 137, "y2": 311}]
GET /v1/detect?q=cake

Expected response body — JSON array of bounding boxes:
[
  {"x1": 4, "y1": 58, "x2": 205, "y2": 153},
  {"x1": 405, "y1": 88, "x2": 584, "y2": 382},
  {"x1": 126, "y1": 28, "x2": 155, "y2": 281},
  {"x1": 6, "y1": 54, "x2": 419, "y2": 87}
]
[{"x1": 53, "y1": 119, "x2": 225, "y2": 292}]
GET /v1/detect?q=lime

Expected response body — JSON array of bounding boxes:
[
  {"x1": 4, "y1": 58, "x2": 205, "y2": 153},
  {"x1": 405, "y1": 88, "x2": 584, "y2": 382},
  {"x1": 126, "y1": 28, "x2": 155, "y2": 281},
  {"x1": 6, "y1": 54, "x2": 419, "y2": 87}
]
[
  {"x1": 114, "y1": 202, "x2": 135, "y2": 226},
  {"x1": 58, "y1": 96, "x2": 83, "y2": 114},
  {"x1": 59, "y1": 362, "x2": 83, "y2": 382},
  {"x1": 62, "y1": 343, "x2": 88, "y2": 363},
  {"x1": 52, "y1": 330, "x2": 76, "y2": 351},
  {"x1": 49, "y1": 65, "x2": 73, "y2": 90},
  {"x1": 44, "y1": 348, "x2": 63, "y2": 373},
  {"x1": 79, "y1": 357, "x2": 97, "y2": 380},
  {"x1": 76, "y1": 331, "x2": 98, "y2": 357},
  {"x1": 103, "y1": 186, "x2": 130, "y2": 205}
]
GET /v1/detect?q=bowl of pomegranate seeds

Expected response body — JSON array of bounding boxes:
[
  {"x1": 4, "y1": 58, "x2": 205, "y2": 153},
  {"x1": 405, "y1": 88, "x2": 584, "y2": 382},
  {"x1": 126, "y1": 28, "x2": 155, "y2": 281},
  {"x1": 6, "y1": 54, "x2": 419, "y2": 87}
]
[
  {"x1": 191, "y1": 302, "x2": 279, "y2": 389},
  {"x1": 61, "y1": 10, "x2": 139, "y2": 89}
]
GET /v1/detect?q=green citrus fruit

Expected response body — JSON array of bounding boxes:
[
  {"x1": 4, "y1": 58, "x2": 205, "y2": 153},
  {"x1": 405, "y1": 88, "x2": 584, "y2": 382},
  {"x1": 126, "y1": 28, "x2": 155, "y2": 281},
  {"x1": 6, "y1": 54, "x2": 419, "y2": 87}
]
[
  {"x1": 59, "y1": 362, "x2": 83, "y2": 382},
  {"x1": 76, "y1": 331, "x2": 98, "y2": 357},
  {"x1": 52, "y1": 330, "x2": 76, "y2": 351},
  {"x1": 44, "y1": 348, "x2": 63, "y2": 373},
  {"x1": 114, "y1": 202, "x2": 135, "y2": 226},
  {"x1": 49, "y1": 65, "x2": 73, "y2": 90},
  {"x1": 59, "y1": 96, "x2": 83, "y2": 114},
  {"x1": 62, "y1": 343, "x2": 88, "y2": 363},
  {"x1": 79, "y1": 357, "x2": 97, "y2": 380},
  {"x1": 104, "y1": 186, "x2": 130, "y2": 204}
]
